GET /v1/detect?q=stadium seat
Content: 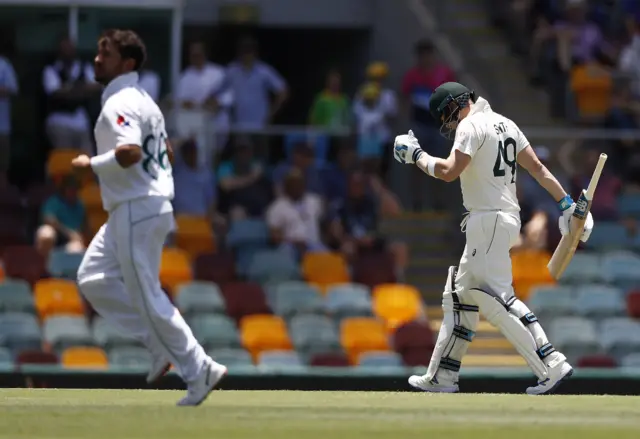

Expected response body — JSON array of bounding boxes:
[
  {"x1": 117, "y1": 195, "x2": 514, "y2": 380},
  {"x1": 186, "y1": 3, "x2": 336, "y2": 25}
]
[
  {"x1": 43, "y1": 316, "x2": 94, "y2": 352},
  {"x1": 193, "y1": 252, "x2": 236, "y2": 284},
  {"x1": 159, "y1": 248, "x2": 193, "y2": 295},
  {"x1": 34, "y1": 279, "x2": 85, "y2": 320},
  {"x1": 209, "y1": 348, "x2": 254, "y2": 366},
  {"x1": 511, "y1": 249, "x2": 555, "y2": 301},
  {"x1": 47, "y1": 249, "x2": 85, "y2": 280},
  {"x1": 392, "y1": 320, "x2": 435, "y2": 366},
  {"x1": 301, "y1": 252, "x2": 350, "y2": 292},
  {"x1": 560, "y1": 252, "x2": 604, "y2": 284},
  {"x1": 621, "y1": 353, "x2": 640, "y2": 368},
  {"x1": 462, "y1": 354, "x2": 527, "y2": 367},
  {"x1": 108, "y1": 346, "x2": 151, "y2": 369},
  {"x1": 372, "y1": 284, "x2": 423, "y2": 331},
  {"x1": 340, "y1": 317, "x2": 390, "y2": 364},
  {"x1": 174, "y1": 214, "x2": 216, "y2": 259},
  {"x1": 272, "y1": 281, "x2": 324, "y2": 317},
  {"x1": 289, "y1": 314, "x2": 341, "y2": 357},
  {"x1": 226, "y1": 219, "x2": 270, "y2": 249},
  {"x1": 575, "y1": 284, "x2": 625, "y2": 319},
  {"x1": 626, "y1": 291, "x2": 640, "y2": 318},
  {"x1": 584, "y1": 222, "x2": 629, "y2": 250},
  {"x1": 46, "y1": 149, "x2": 78, "y2": 181},
  {"x1": 3, "y1": 246, "x2": 47, "y2": 286},
  {"x1": 0, "y1": 347, "x2": 12, "y2": 366},
  {"x1": 240, "y1": 314, "x2": 292, "y2": 360},
  {"x1": 601, "y1": 251, "x2": 640, "y2": 289},
  {"x1": 309, "y1": 352, "x2": 350, "y2": 367},
  {"x1": 189, "y1": 314, "x2": 241, "y2": 350},
  {"x1": 600, "y1": 317, "x2": 640, "y2": 359},
  {"x1": 61, "y1": 346, "x2": 108, "y2": 369},
  {"x1": 358, "y1": 351, "x2": 404, "y2": 368},
  {"x1": 92, "y1": 316, "x2": 140, "y2": 349},
  {"x1": 0, "y1": 279, "x2": 35, "y2": 313},
  {"x1": 0, "y1": 312, "x2": 42, "y2": 354},
  {"x1": 175, "y1": 281, "x2": 226, "y2": 317},
  {"x1": 401, "y1": 349, "x2": 431, "y2": 367},
  {"x1": 352, "y1": 252, "x2": 396, "y2": 289},
  {"x1": 220, "y1": 282, "x2": 271, "y2": 322},
  {"x1": 549, "y1": 317, "x2": 599, "y2": 362},
  {"x1": 577, "y1": 354, "x2": 617, "y2": 368},
  {"x1": 258, "y1": 350, "x2": 305, "y2": 369},
  {"x1": 78, "y1": 183, "x2": 103, "y2": 212},
  {"x1": 15, "y1": 350, "x2": 58, "y2": 365},
  {"x1": 247, "y1": 249, "x2": 299, "y2": 284},
  {"x1": 527, "y1": 285, "x2": 575, "y2": 323},
  {"x1": 325, "y1": 284, "x2": 373, "y2": 320},
  {"x1": 618, "y1": 193, "x2": 640, "y2": 219}
]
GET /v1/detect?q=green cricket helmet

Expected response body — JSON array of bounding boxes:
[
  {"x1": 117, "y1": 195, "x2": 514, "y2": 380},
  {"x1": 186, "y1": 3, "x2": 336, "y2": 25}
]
[{"x1": 428, "y1": 82, "x2": 476, "y2": 140}]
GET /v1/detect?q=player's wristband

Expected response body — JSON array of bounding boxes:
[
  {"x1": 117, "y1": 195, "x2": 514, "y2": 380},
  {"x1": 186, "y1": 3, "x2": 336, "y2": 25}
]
[
  {"x1": 412, "y1": 148, "x2": 424, "y2": 163},
  {"x1": 557, "y1": 195, "x2": 574, "y2": 211},
  {"x1": 90, "y1": 150, "x2": 120, "y2": 175}
]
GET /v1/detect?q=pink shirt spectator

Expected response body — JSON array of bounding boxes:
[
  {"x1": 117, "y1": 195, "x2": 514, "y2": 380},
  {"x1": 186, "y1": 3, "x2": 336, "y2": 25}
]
[{"x1": 401, "y1": 64, "x2": 455, "y2": 125}]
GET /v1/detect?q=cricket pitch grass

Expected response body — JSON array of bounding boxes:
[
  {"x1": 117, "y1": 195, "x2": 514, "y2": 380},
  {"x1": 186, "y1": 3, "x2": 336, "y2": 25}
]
[{"x1": 0, "y1": 389, "x2": 639, "y2": 439}]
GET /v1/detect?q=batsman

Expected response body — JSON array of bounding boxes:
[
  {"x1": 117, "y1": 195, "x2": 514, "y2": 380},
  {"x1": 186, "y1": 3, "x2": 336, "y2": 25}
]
[{"x1": 394, "y1": 82, "x2": 595, "y2": 394}]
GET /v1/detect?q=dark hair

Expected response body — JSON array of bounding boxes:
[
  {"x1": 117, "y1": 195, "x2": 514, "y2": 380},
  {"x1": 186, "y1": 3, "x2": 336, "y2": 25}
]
[
  {"x1": 415, "y1": 39, "x2": 435, "y2": 54},
  {"x1": 237, "y1": 36, "x2": 258, "y2": 54},
  {"x1": 100, "y1": 29, "x2": 147, "y2": 71}
]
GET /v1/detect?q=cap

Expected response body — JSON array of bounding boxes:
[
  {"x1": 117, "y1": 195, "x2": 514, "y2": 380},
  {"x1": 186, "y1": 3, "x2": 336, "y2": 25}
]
[
  {"x1": 360, "y1": 82, "x2": 381, "y2": 100},
  {"x1": 428, "y1": 82, "x2": 471, "y2": 121},
  {"x1": 367, "y1": 62, "x2": 389, "y2": 79}
]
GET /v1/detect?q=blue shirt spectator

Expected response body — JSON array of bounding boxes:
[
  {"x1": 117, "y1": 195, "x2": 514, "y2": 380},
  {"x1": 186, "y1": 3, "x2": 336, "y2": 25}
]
[
  {"x1": 173, "y1": 140, "x2": 217, "y2": 217},
  {"x1": 226, "y1": 37, "x2": 288, "y2": 128},
  {"x1": 0, "y1": 54, "x2": 18, "y2": 173},
  {"x1": 323, "y1": 145, "x2": 358, "y2": 205},
  {"x1": 40, "y1": 176, "x2": 86, "y2": 248},
  {"x1": 272, "y1": 143, "x2": 325, "y2": 196}
]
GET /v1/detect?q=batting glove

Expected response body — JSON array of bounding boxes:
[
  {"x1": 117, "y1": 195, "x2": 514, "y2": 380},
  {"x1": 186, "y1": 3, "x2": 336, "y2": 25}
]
[
  {"x1": 394, "y1": 130, "x2": 424, "y2": 165},
  {"x1": 557, "y1": 195, "x2": 594, "y2": 242}
]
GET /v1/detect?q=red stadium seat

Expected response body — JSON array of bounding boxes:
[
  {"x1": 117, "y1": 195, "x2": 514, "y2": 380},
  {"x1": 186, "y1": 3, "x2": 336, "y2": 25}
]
[
  {"x1": 577, "y1": 354, "x2": 617, "y2": 368},
  {"x1": 393, "y1": 321, "x2": 435, "y2": 367},
  {"x1": 194, "y1": 252, "x2": 236, "y2": 284},
  {"x1": 3, "y1": 246, "x2": 47, "y2": 285},
  {"x1": 15, "y1": 350, "x2": 58, "y2": 365},
  {"x1": 626, "y1": 291, "x2": 640, "y2": 318},
  {"x1": 309, "y1": 352, "x2": 350, "y2": 367},
  {"x1": 352, "y1": 252, "x2": 396, "y2": 290},
  {"x1": 220, "y1": 282, "x2": 271, "y2": 322}
]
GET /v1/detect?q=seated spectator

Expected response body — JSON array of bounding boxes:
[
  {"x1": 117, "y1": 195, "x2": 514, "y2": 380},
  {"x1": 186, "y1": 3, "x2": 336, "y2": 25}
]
[
  {"x1": 322, "y1": 143, "x2": 358, "y2": 205},
  {"x1": 172, "y1": 139, "x2": 222, "y2": 225},
  {"x1": 605, "y1": 83, "x2": 640, "y2": 175},
  {"x1": 0, "y1": 48, "x2": 18, "y2": 174},
  {"x1": 326, "y1": 171, "x2": 407, "y2": 275},
  {"x1": 217, "y1": 138, "x2": 272, "y2": 218},
  {"x1": 308, "y1": 68, "x2": 350, "y2": 130},
  {"x1": 353, "y1": 83, "x2": 390, "y2": 173},
  {"x1": 570, "y1": 60, "x2": 612, "y2": 122},
  {"x1": 618, "y1": 24, "x2": 640, "y2": 97},
  {"x1": 266, "y1": 169, "x2": 325, "y2": 258},
  {"x1": 272, "y1": 142, "x2": 324, "y2": 196},
  {"x1": 571, "y1": 148, "x2": 622, "y2": 220},
  {"x1": 36, "y1": 176, "x2": 86, "y2": 253}
]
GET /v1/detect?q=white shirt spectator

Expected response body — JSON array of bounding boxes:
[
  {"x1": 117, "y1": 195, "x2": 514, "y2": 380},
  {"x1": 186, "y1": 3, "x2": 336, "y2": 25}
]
[
  {"x1": 353, "y1": 99, "x2": 392, "y2": 143},
  {"x1": 0, "y1": 56, "x2": 18, "y2": 136},
  {"x1": 138, "y1": 70, "x2": 161, "y2": 103},
  {"x1": 354, "y1": 88, "x2": 397, "y2": 121},
  {"x1": 266, "y1": 193, "x2": 323, "y2": 245},
  {"x1": 42, "y1": 60, "x2": 94, "y2": 132},
  {"x1": 619, "y1": 35, "x2": 640, "y2": 97}
]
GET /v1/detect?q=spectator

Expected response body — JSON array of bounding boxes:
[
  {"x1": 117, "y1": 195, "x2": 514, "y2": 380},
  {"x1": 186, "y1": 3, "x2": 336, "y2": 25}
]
[
  {"x1": 308, "y1": 68, "x2": 350, "y2": 130},
  {"x1": 217, "y1": 138, "x2": 272, "y2": 218},
  {"x1": 605, "y1": 82, "x2": 640, "y2": 175},
  {"x1": 0, "y1": 47, "x2": 17, "y2": 174},
  {"x1": 36, "y1": 176, "x2": 86, "y2": 253},
  {"x1": 174, "y1": 41, "x2": 233, "y2": 164},
  {"x1": 42, "y1": 35, "x2": 97, "y2": 153},
  {"x1": 138, "y1": 66, "x2": 161, "y2": 103},
  {"x1": 618, "y1": 24, "x2": 640, "y2": 97},
  {"x1": 266, "y1": 168, "x2": 325, "y2": 258},
  {"x1": 569, "y1": 57, "x2": 612, "y2": 122},
  {"x1": 173, "y1": 139, "x2": 222, "y2": 225},
  {"x1": 227, "y1": 37, "x2": 288, "y2": 129},
  {"x1": 323, "y1": 143, "x2": 358, "y2": 205},
  {"x1": 571, "y1": 148, "x2": 622, "y2": 221},
  {"x1": 272, "y1": 142, "x2": 324, "y2": 196},
  {"x1": 353, "y1": 82, "x2": 391, "y2": 175}
]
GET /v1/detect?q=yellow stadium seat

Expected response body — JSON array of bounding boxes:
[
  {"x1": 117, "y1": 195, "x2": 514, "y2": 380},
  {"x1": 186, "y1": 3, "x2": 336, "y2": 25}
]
[
  {"x1": 240, "y1": 314, "x2": 292, "y2": 361},
  {"x1": 47, "y1": 149, "x2": 79, "y2": 181},
  {"x1": 302, "y1": 252, "x2": 350, "y2": 292},
  {"x1": 61, "y1": 346, "x2": 108, "y2": 369},
  {"x1": 79, "y1": 183, "x2": 103, "y2": 212},
  {"x1": 512, "y1": 249, "x2": 555, "y2": 301},
  {"x1": 34, "y1": 279, "x2": 84, "y2": 320},
  {"x1": 160, "y1": 248, "x2": 193, "y2": 295},
  {"x1": 372, "y1": 283, "x2": 423, "y2": 331},
  {"x1": 462, "y1": 354, "x2": 527, "y2": 367},
  {"x1": 87, "y1": 210, "x2": 109, "y2": 237},
  {"x1": 174, "y1": 215, "x2": 216, "y2": 259},
  {"x1": 340, "y1": 317, "x2": 389, "y2": 364}
]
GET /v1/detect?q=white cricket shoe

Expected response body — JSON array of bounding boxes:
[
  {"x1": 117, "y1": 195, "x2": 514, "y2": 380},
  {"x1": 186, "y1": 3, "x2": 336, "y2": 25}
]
[
  {"x1": 146, "y1": 355, "x2": 170, "y2": 384},
  {"x1": 408, "y1": 375, "x2": 459, "y2": 393},
  {"x1": 526, "y1": 361, "x2": 573, "y2": 395},
  {"x1": 177, "y1": 360, "x2": 227, "y2": 406}
]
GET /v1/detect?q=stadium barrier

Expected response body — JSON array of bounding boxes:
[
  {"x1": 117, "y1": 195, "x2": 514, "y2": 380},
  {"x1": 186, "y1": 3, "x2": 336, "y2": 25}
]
[{"x1": 4, "y1": 366, "x2": 640, "y2": 395}]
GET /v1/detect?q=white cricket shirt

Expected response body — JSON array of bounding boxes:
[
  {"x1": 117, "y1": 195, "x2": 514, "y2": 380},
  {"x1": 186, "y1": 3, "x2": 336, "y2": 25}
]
[
  {"x1": 94, "y1": 72, "x2": 174, "y2": 212},
  {"x1": 452, "y1": 97, "x2": 529, "y2": 212}
]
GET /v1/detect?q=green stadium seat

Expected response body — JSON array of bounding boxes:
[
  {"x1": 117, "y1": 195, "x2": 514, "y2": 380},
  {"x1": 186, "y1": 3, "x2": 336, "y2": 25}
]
[
  {"x1": 601, "y1": 251, "x2": 640, "y2": 290},
  {"x1": 0, "y1": 279, "x2": 35, "y2": 313},
  {"x1": 189, "y1": 314, "x2": 240, "y2": 350},
  {"x1": 209, "y1": 348, "x2": 253, "y2": 366},
  {"x1": 618, "y1": 194, "x2": 640, "y2": 219},
  {"x1": 600, "y1": 318, "x2": 640, "y2": 359},
  {"x1": 575, "y1": 284, "x2": 625, "y2": 319},
  {"x1": 584, "y1": 222, "x2": 629, "y2": 250},
  {"x1": 549, "y1": 317, "x2": 599, "y2": 363},
  {"x1": 92, "y1": 316, "x2": 140, "y2": 349},
  {"x1": 621, "y1": 353, "x2": 640, "y2": 368},
  {"x1": 358, "y1": 351, "x2": 404, "y2": 368},
  {"x1": 247, "y1": 249, "x2": 299, "y2": 284},
  {"x1": 257, "y1": 350, "x2": 305, "y2": 370},
  {"x1": 43, "y1": 316, "x2": 94, "y2": 353},
  {"x1": 272, "y1": 282, "x2": 324, "y2": 318},
  {"x1": 527, "y1": 286, "x2": 575, "y2": 322},
  {"x1": 561, "y1": 252, "x2": 603, "y2": 284},
  {"x1": 0, "y1": 312, "x2": 42, "y2": 354},
  {"x1": 325, "y1": 284, "x2": 373, "y2": 320},
  {"x1": 175, "y1": 281, "x2": 226, "y2": 317},
  {"x1": 47, "y1": 250, "x2": 85, "y2": 280},
  {"x1": 289, "y1": 314, "x2": 341, "y2": 358},
  {"x1": 0, "y1": 347, "x2": 13, "y2": 365},
  {"x1": 108, "y1": 346, "x2": 151, "y2": 369}
]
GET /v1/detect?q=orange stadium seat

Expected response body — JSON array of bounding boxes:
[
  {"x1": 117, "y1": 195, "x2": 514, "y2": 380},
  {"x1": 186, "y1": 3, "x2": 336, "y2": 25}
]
[
  {"x1": 160, "y1": 248, "x2": 193, "y2": 295},
  {"x1": 79, "y1": 183, "x2": 103, "y2": 212},
  {"x1": 61, "y1": 346, "x2": 108, "y2": 369},
  {"x1": 240, "y1": 314, "x2": 292, "y2": 360},
  {"x1": 340, "y1": 317, "x2": 390, "y2": 364},
  {"x1": 34, "y1": 279, "x2": 85, "y2": 320},
  {"x1": 372, "y1": 284, "x2": 423, "y2": 331},
  {"x1": 302, "y1": 252, "x2": 350, "y2": 292},
  {"x1": 46, "y1": 149, "x2": 79, "y2": 181},
  {"x1": 174, "y1": 215, "x2": 216, "y2": 259},
  {"x1": 512, "y1": 249, "x2": 555, "y2": 301},
  {"x1": 570, "y1": 63, "x2": 612, "y2": 120},
  {"x1": 87, "y1": 210, "x2": 108, "y2": 237}
]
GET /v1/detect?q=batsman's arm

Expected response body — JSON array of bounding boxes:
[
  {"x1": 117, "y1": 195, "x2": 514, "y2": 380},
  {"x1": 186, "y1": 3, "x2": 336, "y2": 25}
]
[
  {"x1": 416, "y1": 149, "x2": 471, "y2": 182},
  {"x1": 516, "y1": 145, "x2": 567, "y2": 203}
]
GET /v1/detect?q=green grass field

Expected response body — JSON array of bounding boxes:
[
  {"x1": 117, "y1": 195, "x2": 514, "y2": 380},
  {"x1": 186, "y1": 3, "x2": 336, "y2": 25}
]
[{"x1": 0, "y1": 389, "x2": 638, "y2": 439}]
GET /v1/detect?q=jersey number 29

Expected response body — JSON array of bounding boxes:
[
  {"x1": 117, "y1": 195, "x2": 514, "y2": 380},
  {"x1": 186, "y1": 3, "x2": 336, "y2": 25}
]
[
  {"x1": 142, "y1": 133, "x2": 168, "y2": 180},
  {"x1": 493, "y1": 137, "x2": 516, "y2": 184}
]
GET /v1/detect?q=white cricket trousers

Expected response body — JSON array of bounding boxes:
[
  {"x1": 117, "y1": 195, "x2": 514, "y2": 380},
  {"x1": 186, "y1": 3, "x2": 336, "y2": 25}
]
[{"x1": 77, "y1": 196, "x2": 207, "y2": 382}]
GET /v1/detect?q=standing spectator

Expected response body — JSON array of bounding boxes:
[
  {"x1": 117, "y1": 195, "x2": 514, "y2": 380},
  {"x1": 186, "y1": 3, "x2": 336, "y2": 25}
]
[
  {"x1": 308, "y1": 68, "x2": 350, "y2": 130},
  {"x1": 138, "y1": 67, "x2": 161, "y2": 103},
  {"x1": 0, "y1": 48, "x2": 18, "y2": 173},
  {"x1": 36, "y1": 176, "x2": 86, "y2": 252},
  {"x1": 362, "y1": 61, "x2": 398, "y2": 123},
  {"x1": 272, "y1": 142, "x2": 325, "y2": 196},
  {"x1": 42, "y1": 36, "x2": 97, "y2": 153},
  {"x1": 618, "y1": 23, "x2": 640, "y2": 97},
  {"x1": 353, "y1": 83, "x2": 391, "y2": 175},
  {"x1": 174, "y1": 41, "x2": 232, "y2": 165}
]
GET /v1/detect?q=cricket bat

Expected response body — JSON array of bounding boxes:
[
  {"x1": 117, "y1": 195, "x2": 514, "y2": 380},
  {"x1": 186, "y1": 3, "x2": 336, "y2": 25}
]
[{"x1": 547, "y1": 153, "x2": 607, "y2": 280}]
